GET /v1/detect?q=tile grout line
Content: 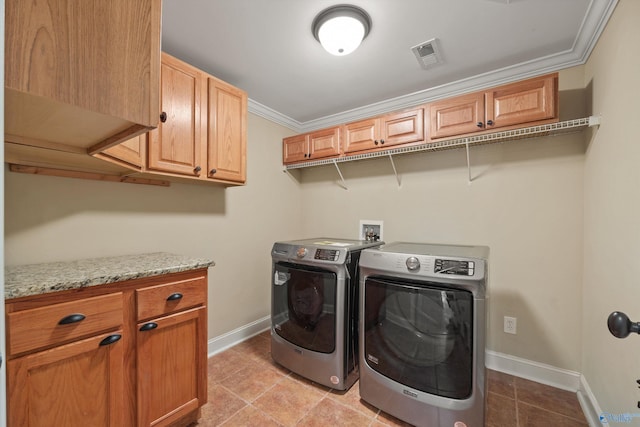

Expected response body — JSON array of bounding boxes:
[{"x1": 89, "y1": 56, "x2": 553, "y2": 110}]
[
  {"x1": 517, "y1": 400, "x2": 590, "y2": 425},
  {"x1": 514, "y1": 379, "x2": 520, "y2": 427}
]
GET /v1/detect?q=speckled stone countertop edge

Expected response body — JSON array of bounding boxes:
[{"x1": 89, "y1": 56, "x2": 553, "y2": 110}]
[{"x1": 5, "y1": 252, "x2": 215, "y2": 300}]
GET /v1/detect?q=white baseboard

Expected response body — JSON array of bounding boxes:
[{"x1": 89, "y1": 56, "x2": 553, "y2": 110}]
[
  {"x1": 578, "y1": 374, "x2": 605, "y2": 427},
  {"x1": 486, "y1": 350, "x2": 602, "y2": 426},
  {"x1": 485, "y1": 349, "x2": 581, "y2": 391},
  {"x1": 207, "y1": 315, "x2": 271, "y2": 357}
]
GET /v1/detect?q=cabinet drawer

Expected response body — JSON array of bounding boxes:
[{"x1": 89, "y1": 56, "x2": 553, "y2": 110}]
[
  {"x1": 7, "y1": 293, "x2": 123, "y2": 356},
  {"x1": 136, "y1": 275, "x2": 207, "y2": 321}
]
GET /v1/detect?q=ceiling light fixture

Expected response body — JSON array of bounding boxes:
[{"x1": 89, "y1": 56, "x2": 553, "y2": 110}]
[{"x1": 312, "y1": 5, "x2": 372, "y2": 56}]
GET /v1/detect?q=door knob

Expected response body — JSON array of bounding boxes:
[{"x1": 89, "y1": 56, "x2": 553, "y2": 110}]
[{"x1": 607, "y1": 311, "x2": 640, "y2": 338}]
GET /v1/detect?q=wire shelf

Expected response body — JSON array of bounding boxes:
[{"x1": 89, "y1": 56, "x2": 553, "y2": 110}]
[{"x1": 284, "y1": 117, "x2": 595, "y2": 171}]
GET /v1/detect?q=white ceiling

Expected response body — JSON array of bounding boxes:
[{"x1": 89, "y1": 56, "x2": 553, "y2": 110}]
[{"x1": 161, "y1": 0, "x2": 618, "y2": 132}]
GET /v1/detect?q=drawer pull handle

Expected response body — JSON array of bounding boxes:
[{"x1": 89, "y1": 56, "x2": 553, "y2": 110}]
[
  {"x1": 139, "y1": 322, "x2": 158, "y2": 332},
  {"x1": 167, "y1": 292, "x2": 183, "y2": 301},
  {"x1": 99, "y1": 334, "x2": 122, "y2": 347},
  {"x1": 58, "y1": 313, "x2": 86, "y2": 325}
]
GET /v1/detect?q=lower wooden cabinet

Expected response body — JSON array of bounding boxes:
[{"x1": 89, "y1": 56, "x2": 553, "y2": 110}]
[
  {"x1": 7, "y1": 331, "x2": 125, "y2": 427},
  {"x1": 137, "y1": 307, "x2": 207, "y2": 427},
  {"x1": 5, "y1": 269, "x2": 208, "y2": 427}
]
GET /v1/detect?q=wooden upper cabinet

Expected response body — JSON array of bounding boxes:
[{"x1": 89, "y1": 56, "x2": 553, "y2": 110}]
[
  {"x1": 381, "y1": 108, "x2": 425, "y2": 147},
  {"x1": 344, "y1": 108, "x2": 424, "y2": 154},
  {"x1": 283, "y1": 134, "x2": 309, "y2": 164},
  {"x1": 4, "y1": 0, "x2": 161, "y2": 152},
  {"x1": 283, "y1": 127, "x2": 340, "y2": 164},
  {"x1": 343, "y1": 118, "x2": 379, "y2": 154},
  {"x1": 147, "y1": 53, "x2": 203, "y2": 177},
  {"x1": 430, "y1": 73, "x2": 558, "y2": 140},
  {"x1": 429, "y1": 93, "x2": 484, "y2": 139},
  {"x1": 101, "y1": 135, "x2": 146, "y2": 169},
  {"x1": 96, "y1": 53, "x2": 248, "y2": 185},
  {"x1": 486, "y1": 74, "x2": 558, "y2": 129},
  {"x1": 207, "y1": 78, "x2": 248, "y2": 183},
  {"x1": 309, "y1": 128, "x2": 341, "y2": 160}
]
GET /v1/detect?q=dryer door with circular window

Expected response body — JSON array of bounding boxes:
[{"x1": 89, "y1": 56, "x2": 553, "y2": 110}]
[
  {"x1": 272, "y1": 262, "x2": 337, "y2": 353},
  {"x1": 363, "y1": 276, "x2": 474, "y2": 399}
]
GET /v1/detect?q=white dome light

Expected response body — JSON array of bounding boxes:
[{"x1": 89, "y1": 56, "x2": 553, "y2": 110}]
[{"x1": 312, "y1": 5, "x2": 371, "y2": 56}]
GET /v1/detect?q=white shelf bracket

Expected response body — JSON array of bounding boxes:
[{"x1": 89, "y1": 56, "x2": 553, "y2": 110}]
[
  {"x1": 589, "y1": 115, "x2": 601, "y2": 127},
  {"x1": 333, "y1": 160, "x2": 348, "y2": 190},
  {"x1": 465, "y1": 141, "x2": 473, "y2": 185},
  {"x1": 388, "y1": 154, "x2": 401, "y2": 188},
  {"x1": 283, "y1": 168, "x2": 295, "y2": 181}
]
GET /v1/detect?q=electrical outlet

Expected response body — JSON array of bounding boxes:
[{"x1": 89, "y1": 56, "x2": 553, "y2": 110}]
[{"x1": 504, "y1": 316, "x2": 517, "y2": 334}]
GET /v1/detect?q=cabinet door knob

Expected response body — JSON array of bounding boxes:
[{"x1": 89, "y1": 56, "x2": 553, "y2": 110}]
[
  {"x1": 194, "y1": 166, "x2": 202, "y2": 175},
  {"x1": 477, "y1": 122, "x2": 484, "y2": 128},
  {"x1": 209, "y1": 168, "x2": 217, "y2": 175},
  {"x1": 380, "y1": 139, "x2": 385, "y2": 145},
  {"x1": 99, "y1": 334, "x2": 122, "y2": 346},
  {"x1": 487, "y1": 120, "x2": 494, "y2": 126},
  {"x1": 167, "y1": 292, "x2": 183, "y2": 301},
  {"x1": 160, "y1": 112, "x2": 167, "y2": 123},
  {"x1": 59, "y1": 313, "x2": 86, "y2": 325},
  {"x1": 374, "y1": 140, "x2": 379, "y2": 145},
  {"x1": 139, "y1": 322, "x2": 158, "y2": 332}
]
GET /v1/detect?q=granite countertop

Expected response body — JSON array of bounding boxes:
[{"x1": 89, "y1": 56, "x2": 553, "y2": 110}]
[{"x1": 5, "y1": 252, "x2": 215, "y2": 300}]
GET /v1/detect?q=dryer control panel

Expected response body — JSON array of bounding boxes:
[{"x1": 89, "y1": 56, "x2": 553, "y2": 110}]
[{"x1": 435, "y1": 259, "x2": 475, "y2": 276}]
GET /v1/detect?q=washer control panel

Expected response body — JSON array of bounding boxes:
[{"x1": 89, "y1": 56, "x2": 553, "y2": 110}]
[
  {"x1": 435, "y1": 259, "x2": 475, "y2": 276},
  {"x1": 314, "y1": 249, "x2": 340, "y2": 261},
  {"x1": 405, "y1": 256, "x2": 420, "y2": 271}
]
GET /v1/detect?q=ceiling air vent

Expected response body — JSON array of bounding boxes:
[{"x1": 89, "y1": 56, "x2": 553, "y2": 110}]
[{"x1": 411, "y1": 38, "x2": 442, "y2": 70}]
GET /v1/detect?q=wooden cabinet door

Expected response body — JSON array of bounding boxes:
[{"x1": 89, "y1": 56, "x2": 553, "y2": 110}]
[
  {"x1": 283, "y1": 134, "x2": 309, "y2": 164},
  {"x1": 137, "y1": 307, "x2": 207, "y2": 427},
  {"x1": 429, "y1": 92, "x2": 485, "y2": 139},
  {"x1": 343, "y1": 118, "x2": 379, "y2": 154},
  {"x1": 148, "y1": 54, "x2": 203, "y2": 177},
  {"x1": 381, "y1": 108, "x2": 424, "y2": 147},
  {"x1": 5, "y1": 0, "x2": 161, "y2": 149},
  {"x1": 7, "y1": 332, "x2": 124, "y2": 427},
  {"x1": 486, "y1": 74, "x2": 557, "y2": 129},
  {"x1": 309, "y1": 127, "x2": 340, "y2": 160},
  {"x1": 102, "y1": 134, "x2": 146, "y2": 168},
  {"x1": 207, "y1": 78, "x2": 247, "y2": 183}
]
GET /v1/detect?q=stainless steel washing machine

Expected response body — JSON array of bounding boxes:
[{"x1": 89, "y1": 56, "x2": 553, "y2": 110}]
[
  {"x1": 271, "y1": 238, "x2": 383, "y2": 390},
  {"x1": 359, "y1": 242, "x2": 488, "y2": 427}
]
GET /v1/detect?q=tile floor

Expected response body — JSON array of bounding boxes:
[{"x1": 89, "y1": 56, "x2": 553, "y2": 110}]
[{"x1": 193, "y1": 331, "x2": 589, "y2": 426}]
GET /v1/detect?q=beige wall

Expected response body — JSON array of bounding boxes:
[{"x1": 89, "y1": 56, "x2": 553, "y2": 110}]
[
  {"x1": 298, "y1": 105, "x2": 586, "y2": 371},
  {"x1": 582, "y1": 0, "x2": 640, "y2": 414},
  {"x1": 4, "y1": 113, "x2": 300, "y2": 337}
]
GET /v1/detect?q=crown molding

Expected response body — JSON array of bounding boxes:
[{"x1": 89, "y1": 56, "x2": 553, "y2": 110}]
[
  {"x1": 248, "y1": 99, "x2": 304, "y2": 133},
  {"x1": 247, "y1": 0, "x2": 618, "y2": 133}
]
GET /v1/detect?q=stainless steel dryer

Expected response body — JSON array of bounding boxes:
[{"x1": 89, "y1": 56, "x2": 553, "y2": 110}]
[
  {"x1": 271, "y1": 238, "x2": 383, "y2": 390},
  {"x1": 359, "y1": 242, "x2": 488, "y2": 427}
]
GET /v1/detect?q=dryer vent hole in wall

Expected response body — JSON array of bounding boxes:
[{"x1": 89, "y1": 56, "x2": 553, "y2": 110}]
[{"x1": 504, "y1": 316, "x2": 517, "y2": 334}]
